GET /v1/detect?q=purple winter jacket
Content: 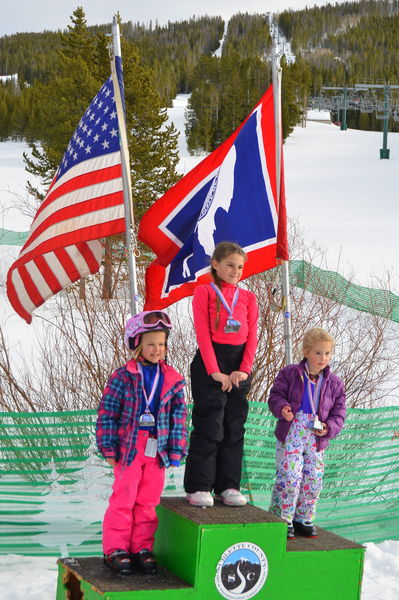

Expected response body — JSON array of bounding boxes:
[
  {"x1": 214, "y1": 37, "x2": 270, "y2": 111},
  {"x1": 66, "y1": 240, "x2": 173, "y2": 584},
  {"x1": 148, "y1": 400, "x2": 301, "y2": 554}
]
[{"x1": 268, "y1": 359, "x2": 346, "y2": 451}]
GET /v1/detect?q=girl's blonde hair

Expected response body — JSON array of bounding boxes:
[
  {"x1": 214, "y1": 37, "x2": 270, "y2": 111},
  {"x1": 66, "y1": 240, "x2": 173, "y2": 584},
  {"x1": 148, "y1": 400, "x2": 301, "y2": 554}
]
[
  {"x1": 210, "y1": 241, "x2": 247, "y2": 329},
  {"x1": 131, "y1": 342, "x2": 143, "y2": 361},
  {"x1": 302, "y1": 327, "x2": 335, "y2": 355}
]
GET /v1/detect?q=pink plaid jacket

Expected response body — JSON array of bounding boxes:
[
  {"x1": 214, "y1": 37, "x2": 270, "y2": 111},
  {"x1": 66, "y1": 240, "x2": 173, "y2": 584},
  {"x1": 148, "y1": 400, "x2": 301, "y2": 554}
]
[{"x1": 96, "y1": 359, "x2": 187, "y2": 467}]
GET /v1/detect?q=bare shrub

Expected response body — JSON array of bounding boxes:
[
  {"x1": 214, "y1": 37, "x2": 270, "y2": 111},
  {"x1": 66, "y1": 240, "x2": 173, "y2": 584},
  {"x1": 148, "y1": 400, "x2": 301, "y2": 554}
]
[
  {"x1": 1, "y1": 222, "x2": 398, "y2": 411},
  {"x1": 245, "y1": 220, "x2": 399, "y2": 406}
]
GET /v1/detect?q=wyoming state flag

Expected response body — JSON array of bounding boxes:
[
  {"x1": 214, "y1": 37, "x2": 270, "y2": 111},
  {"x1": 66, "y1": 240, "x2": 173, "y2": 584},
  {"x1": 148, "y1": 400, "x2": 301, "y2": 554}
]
[{"x1": 138, "y1": 84, "x2": 288, "y2": 309}]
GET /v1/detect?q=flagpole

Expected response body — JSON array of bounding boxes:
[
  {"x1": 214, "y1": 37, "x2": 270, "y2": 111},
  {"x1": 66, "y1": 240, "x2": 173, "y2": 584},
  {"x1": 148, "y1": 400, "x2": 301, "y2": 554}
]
[
  {"x1": 271, "y1": 30, "x2": 293, "y2": 365},
  {"x1": 111, "y1": 16, "x2": 140, "y2": 315}
]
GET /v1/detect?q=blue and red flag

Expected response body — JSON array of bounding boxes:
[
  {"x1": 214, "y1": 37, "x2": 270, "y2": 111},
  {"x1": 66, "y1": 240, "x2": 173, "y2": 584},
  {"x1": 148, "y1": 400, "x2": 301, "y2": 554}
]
[{"x1": 138, "y1": 84, "x2": 288, "y2": 310}]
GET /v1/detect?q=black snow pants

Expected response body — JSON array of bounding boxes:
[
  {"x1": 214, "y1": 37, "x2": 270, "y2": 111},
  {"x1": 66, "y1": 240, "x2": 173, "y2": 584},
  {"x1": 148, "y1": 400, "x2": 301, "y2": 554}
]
[{"x1": 184, "y1": 343, "x2": 252, "y2": 495}]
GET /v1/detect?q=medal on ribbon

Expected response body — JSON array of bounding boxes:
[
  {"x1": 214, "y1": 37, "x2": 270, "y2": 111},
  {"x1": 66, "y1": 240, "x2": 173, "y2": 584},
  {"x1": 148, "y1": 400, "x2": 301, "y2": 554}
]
[
  {"x1": 210, "y1": 282, "x2": 241, "y2": 333},
  {"x1": 138, "y1": 363, "x2": 159, "y2": 428},
  {"x1": 139, "y1": 412, "x2": 156, "y2": 426},
  {"x1": 304, "y1": 363, "x2": 324, "y2": 431}
]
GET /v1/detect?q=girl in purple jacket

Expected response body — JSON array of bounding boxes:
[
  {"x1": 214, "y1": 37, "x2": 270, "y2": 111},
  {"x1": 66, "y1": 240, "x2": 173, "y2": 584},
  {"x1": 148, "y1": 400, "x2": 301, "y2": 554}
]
[
  {"x1": 268, "y1": 327, "x2": 346, "y2": 539},
  {"x1": 96, "y1": 311, "x2": 187, "y2": 575}
]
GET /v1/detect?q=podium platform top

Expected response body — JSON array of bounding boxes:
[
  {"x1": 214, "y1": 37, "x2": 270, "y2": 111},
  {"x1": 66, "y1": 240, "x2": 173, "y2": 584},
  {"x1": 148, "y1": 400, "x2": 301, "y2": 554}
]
[
  {"x1": 160, "y1": 497, "x2": 364, "y2": 552},
  {"x1": 58, "y1": 556, "x2": 192, "y2": 593},
  {"x1": 286, "y1": 526, "x2": 364, "y2": 552},
  {"x1": 160, "y1": 496, "x2": 283, "y2": 525}
]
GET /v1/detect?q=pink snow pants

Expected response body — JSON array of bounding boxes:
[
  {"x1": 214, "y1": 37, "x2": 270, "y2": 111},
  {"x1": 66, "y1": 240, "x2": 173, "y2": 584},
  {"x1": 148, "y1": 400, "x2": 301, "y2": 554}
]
[{"x1": 102, "y1": 430, "x2": 165, "y2": 555}]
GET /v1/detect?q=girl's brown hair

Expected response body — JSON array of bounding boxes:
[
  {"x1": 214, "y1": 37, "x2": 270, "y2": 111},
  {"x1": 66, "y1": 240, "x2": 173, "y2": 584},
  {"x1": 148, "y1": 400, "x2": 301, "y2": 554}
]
[{"x1": 211, "y1": 241, "x2": 247, "y2": 329}]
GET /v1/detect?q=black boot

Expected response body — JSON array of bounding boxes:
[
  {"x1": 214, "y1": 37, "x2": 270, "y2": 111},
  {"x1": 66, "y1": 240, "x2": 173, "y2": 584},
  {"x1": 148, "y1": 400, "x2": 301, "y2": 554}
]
[
  {"x1": 293, "y1": 520, "x2": 318, "y2": 537},
  {"x1": 103, "y1": 549, "x2": 133, "y2": 574},
  {"x1": 132, "y1": 548, "x2": 157, "y2": 574},
  {"x1": 287, "y1": 523, "x2": 296, "y2": 539}
]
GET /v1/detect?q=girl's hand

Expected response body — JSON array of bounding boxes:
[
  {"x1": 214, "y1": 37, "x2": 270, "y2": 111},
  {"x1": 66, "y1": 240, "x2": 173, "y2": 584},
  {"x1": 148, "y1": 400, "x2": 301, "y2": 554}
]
[
  {"x1": 230, "y1": 371, "x2": 248, "y2": 387},
  {"x1": 106, "y1": 457, "x2": 117, "y2": 467},
  {"x1": 281, "y1": 405, "x2": 294, "y2": 422},
  {"x1": 314, "y1": 423, "x2": 328, "y2": 437},
  {"x1": 211, "y1": 372, "x2": 233, "y2": 392}
]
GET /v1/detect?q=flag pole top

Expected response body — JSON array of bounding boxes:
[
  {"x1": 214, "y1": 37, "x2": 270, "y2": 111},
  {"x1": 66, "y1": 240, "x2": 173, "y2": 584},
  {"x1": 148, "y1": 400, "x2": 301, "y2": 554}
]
[{"x1": 112, "y1": 16, "x2": 122, "y2": 57}]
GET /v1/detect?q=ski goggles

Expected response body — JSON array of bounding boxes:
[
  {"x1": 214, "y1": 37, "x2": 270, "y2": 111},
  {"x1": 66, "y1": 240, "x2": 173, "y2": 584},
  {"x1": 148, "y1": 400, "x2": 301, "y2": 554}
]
[
  {"x1": 140, "y1": 311, "x2": 172, "y2": 330},
  {"x1": 125, "y1": 310, "x2": 172, "y2": 339},
  {"x1": 125, "y1": 311, "x2": 173, "y2": 349}
]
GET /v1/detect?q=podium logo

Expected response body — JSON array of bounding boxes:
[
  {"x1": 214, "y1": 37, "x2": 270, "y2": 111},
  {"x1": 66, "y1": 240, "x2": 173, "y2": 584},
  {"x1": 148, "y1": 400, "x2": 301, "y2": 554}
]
[{"x1": 215, "y1": 542, "x2": 268, "y2": 600}]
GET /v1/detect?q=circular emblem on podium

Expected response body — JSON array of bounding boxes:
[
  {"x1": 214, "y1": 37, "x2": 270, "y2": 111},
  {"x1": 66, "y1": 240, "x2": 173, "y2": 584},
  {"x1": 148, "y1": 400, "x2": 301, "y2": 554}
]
[{"x1": 214, "y1": 542, "x2": 268, "y2": 600}]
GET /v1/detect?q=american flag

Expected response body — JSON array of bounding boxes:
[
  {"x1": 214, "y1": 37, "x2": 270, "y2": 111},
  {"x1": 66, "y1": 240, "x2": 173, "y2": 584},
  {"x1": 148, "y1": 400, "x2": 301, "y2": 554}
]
[{"x1": 6, "y1": 57, "x2": 127, "y2": 323}]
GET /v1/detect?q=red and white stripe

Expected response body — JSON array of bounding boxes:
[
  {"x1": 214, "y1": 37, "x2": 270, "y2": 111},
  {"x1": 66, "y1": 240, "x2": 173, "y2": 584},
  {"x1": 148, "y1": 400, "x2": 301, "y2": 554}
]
[{"x1": 6, "y1": 151, "x2": 126, "y2": 323}]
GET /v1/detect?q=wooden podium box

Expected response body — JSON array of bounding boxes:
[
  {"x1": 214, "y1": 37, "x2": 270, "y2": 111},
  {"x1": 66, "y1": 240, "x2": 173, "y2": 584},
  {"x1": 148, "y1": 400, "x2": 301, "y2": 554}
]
[{"x1": 56, "y1": 497, "x2": 364, "y2": 600}]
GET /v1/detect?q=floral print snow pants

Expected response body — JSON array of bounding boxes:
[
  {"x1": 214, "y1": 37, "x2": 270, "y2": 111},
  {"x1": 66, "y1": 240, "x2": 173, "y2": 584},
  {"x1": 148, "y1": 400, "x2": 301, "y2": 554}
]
[{"x1": 269, "y1": 411, "x2": 325, "y2": 524}]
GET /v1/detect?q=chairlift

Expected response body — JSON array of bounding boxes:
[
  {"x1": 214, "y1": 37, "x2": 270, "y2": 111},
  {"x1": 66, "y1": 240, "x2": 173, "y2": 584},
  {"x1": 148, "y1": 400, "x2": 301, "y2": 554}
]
[
  {"x1": 359, "y1": 102, "x2": 374, "y2": 114},
  {"x1": 348, "y1": 94, "x2": 362, "y2": 109}
]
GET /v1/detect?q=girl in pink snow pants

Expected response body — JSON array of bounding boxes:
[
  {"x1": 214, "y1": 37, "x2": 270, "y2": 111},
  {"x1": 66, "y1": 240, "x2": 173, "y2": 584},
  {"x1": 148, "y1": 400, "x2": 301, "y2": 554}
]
[{"x1": 96, "y1": 311, "x2": 187, "y2": 574}]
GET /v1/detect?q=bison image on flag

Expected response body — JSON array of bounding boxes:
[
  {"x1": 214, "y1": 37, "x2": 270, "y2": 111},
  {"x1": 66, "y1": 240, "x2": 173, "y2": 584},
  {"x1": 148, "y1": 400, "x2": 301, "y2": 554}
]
[
  {"x1": 139, "y1": 85, "x2": 288, "y2": 310},
  {"x1": 6, "y1": 56, "x2": 127, "y2": 324}
]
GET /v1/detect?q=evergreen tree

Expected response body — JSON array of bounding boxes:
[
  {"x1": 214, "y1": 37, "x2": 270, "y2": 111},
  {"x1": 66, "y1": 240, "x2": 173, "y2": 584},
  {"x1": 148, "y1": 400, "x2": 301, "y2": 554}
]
[
  {"x1": 22, "y1": 7, "x2": 179, "y2": 216},
  {"x1": 60, "y1": 6, "x2": 96, "y2": 61},
  {"x1": 281, "y1": 58, "x2": 312, "y2": 135},
  {"x1": 0, "y1": 93, "x2": 8, "y2": 140},
  {"x1": 121, "y1": 40, "x2": 179, "y2": 219}
]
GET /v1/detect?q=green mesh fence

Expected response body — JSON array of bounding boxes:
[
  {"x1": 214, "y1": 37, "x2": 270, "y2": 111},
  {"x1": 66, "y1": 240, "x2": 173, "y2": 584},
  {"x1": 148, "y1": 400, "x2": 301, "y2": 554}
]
[
  {"x1": 0, "y1": 404, "x2": 398, "y2": 556},
  {"x1": 242, "y1": 404, "x2": 399, "y2": 544},
  {"x1": 0, "y1": 227, "x2": 29, "y2": 246},
  {"x1": 290, "y1": 259, "x2": 399, "y2": 323}
]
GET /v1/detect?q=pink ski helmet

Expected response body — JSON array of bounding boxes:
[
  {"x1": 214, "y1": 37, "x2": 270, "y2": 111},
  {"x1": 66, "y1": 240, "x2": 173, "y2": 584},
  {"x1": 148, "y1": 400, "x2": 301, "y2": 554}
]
[{"x1": 124, "y1": 310, "x2": 172, "y2": 350}]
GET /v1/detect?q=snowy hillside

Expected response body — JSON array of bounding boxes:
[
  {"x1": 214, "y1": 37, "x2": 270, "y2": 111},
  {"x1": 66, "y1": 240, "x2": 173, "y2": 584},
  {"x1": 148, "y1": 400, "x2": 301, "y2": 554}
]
[{"x1": 0, "y1": 97, "x2": 398, "y2": 599}]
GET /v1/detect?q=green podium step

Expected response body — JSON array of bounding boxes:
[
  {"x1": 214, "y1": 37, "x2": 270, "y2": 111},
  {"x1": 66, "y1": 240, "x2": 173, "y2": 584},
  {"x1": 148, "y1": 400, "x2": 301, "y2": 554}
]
[
  {"x1": 56, "y1": 497, "x2": 365, "y2": 599},
  {"x1": 56, "y1": 556, "x2": 193, "y2": 599}
]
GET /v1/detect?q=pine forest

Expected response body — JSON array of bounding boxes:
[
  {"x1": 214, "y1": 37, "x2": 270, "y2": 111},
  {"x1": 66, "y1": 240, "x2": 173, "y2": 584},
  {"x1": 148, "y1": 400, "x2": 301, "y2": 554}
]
[{"x1": 0, "y1": 0, "x2": 398, "y2": 212}]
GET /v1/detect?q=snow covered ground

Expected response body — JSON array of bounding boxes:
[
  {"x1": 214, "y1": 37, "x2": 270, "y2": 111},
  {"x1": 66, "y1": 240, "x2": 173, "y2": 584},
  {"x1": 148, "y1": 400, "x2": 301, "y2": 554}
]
[
  {"x1": 0, "y1": 555, "x2": 58, "y2": 600},
  {"x1": 1, "y1": 97, "x2": 399, "y2": 597},
  {"x1": 284, "y1": 115, "x2": 399, "y2": 294}
]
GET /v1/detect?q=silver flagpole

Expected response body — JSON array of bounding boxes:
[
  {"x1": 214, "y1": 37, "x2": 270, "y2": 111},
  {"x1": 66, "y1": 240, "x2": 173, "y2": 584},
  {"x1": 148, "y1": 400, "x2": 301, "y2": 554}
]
[
  {"x1": 111, "y1": 16, "x2": 140, "y2": 315},
  {"x1": 271, "y1": 30, "x2": 293, "y2": 364}
]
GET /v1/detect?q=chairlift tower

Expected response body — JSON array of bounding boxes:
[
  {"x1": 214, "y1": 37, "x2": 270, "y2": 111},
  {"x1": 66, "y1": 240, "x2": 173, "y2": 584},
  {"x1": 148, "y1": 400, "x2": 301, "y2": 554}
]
[
  {"x1": 309, "y1": 81, "x2": 399, "y2": 159},
  {"x1": 355, "y1": 83, "x2": 399, "y2": 159},
  {"x1": 321, "y1": 85, "x2": 356, "y2": 130}
]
